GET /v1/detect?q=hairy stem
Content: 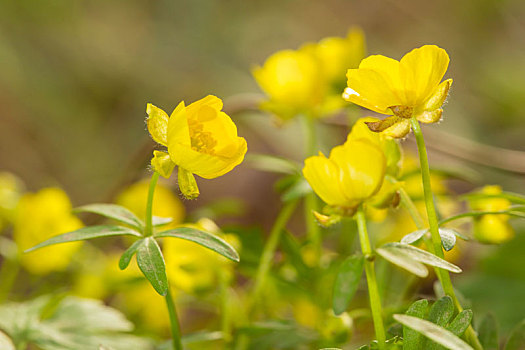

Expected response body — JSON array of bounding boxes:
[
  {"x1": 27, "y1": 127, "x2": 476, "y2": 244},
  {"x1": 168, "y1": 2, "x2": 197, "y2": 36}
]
[{"x1": 144, "y1": 172, "x2": 160, "y2": 236}]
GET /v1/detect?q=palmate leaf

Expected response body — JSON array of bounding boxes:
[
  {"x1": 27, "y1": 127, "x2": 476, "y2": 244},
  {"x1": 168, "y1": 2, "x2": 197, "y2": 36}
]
[
  {"x1": 376, "y1": 246, "x2": 428, "y2": 278},
  {"x1": 73, "y1": 204, "x2": 143, "y2": 230},
  {"x1": 394, "y1": 315, "x2": 473, "y2": 350},
  {"x1": 332, "y1": 254, "x2": 364, "y2": 315},
  {"x1": 152, "y1": 216, "x2": 173, "y2": 227},
  {"x1": 136, "y1": 237, "x2": 168, "y2": 296},
  {"x1": 24, "y1": 225, "x2": 142, "y2": 253},
  {"x1": 400, "y1": 228, "x2": 461, "y2": 251},
  {"x1": 403, "y1": 299, "x2": 429, "y2": 350},
  {"x1": 156, "y1": 227, "x2": 240, "y2": 262}
]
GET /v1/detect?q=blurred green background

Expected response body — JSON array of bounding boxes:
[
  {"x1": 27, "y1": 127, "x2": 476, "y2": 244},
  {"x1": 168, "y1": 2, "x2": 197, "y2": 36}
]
[{"x1": 1, "y1": 0, "x2": 525, "y2": 336}]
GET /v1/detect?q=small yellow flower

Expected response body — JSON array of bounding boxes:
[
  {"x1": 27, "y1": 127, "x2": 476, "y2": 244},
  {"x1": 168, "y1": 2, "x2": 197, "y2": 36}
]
[
  {"x1": 14, "y1": 187, "x2": 83, "y2": 274},
  {"x1": 253, "y1": 49, "x2": 324, "y2": 119},
  {"x1": 469, "y1": 185, "x2": 514, "y2": 244},
  {"x1": 146, "y1": 95, "x2": 247, "y2": 199},
  {"x1": 254, "y1": 28, "x2": 366, "y2": 120},
  {"x1": 303, "y1": 139, "x2": 386, "y2": 214},
  {"x1": 343, "y1": 45, "x2": 452, "y2": 138}
]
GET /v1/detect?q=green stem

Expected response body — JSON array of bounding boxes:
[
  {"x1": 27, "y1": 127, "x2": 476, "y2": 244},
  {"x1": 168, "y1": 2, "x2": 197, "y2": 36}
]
[
  {"x1": 303, "y1": 115, "x2": 321, "y2": 261},
  {"x1": 144, "y1": 172, "x2": 160, "y2": 236},
  {"x1": 398, "y1": 187, "x2": 425, "y2": 230},
  {"x1": 410, "y1": 118, "x2": 483, "y2": 350},
  {"x1": 165, "y1": 288, "x2": 183, "y2": 350},
  {"x1": 440, "y1": 209, "x2": 525, "y2": 225},
  {"x1": 252, "y1": 200, "x2": 299, "y2": 311},
  {"x1": 356, "y1": 206, "x2": 386, "y2": 349}
]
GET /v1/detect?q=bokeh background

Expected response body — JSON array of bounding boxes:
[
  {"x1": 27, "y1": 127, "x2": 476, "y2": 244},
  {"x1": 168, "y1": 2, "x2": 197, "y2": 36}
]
[{"x1": 1, "y1": 0, "x2": 525, "y2": 342}]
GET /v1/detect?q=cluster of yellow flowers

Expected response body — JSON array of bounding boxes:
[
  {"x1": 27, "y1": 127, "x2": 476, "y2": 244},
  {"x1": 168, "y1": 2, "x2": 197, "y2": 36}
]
[{"x1": 253, "y1": 28, "x2": 365, "y2": 120}]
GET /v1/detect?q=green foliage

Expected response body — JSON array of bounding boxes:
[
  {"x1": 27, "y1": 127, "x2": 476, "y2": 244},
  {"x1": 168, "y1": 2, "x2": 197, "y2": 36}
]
[
  {"x1": 0, "y1": 295, "x2": 153, "y2": 350},
  {"x1": 397, "y1": 297, "x2": 474, "y2": 350},
  {"x1": 376, "y1": 242, "x2": 461, "y2": 278},
  {"x1": 478, "y1": 314, "x2": 499, "y2": 350},
  {"x1": 505, "y1": 320, "x2": 525, "y2": 350},
  {"x1": 156, "y1": 227, "x2": 240, "y2": 262},
  {"x1": 136, "y1": 237, "x2": 169, "y2": 296},
  {"x1": 74, "y1": 203, "x2": 144, "y2": 230},
  {"x1": 332, "y1": 253, "x2": 364, "y2": 315}
]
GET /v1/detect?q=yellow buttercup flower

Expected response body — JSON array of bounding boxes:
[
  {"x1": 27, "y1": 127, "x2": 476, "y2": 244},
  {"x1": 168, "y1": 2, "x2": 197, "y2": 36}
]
[
  {"x1": 146, "y1": 95, "x2": 247, "y2": 199},
  {"x1": 254, "y1": 28, "x2": 366, "y2": 120},
  {"x1": 253, "y1": 49, "x2": 324, "y2": 119},
  {"x1": 14, "y1": 187, "x2": 83, "y2": 275},
  {"x1": 303, "y1": 139, "x2": 386, "y2": 214},
  {"x1": 343, "y1": 45, "x2": 452, "y2": 138},
  {"x1": 469, "y1": 185, "x2": 514, "y2": 244}
]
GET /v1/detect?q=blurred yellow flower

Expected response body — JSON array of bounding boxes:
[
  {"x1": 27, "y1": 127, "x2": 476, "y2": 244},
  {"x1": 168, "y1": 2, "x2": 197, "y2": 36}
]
[
  {"x1": 146, "y1": 95, "x2": 247, "y2": 199},
  {"x1": 115, "y1": 180, "x2": 185, "y2": 228},
  {"x1": 254, "y1": 28, "x2": 366, "y2": 120},
  {"x1": 469, "y1": 185, "x2": 514, "y2": 244},
  {"x1": 164, "y1": 218, "x2": 240, "y2": 294},
  {"x1": 0, "y1": 172, "x2": 24, "y2": 231},
  {"x1": 14, "y1": 187, "x2": 83, "y2": 275},
  {"x1": 343, "y1": 45, "x2": 452, "y2": 138},
  {"x1": 303, "y1": 139, "x2": 386, "y2": 214}
]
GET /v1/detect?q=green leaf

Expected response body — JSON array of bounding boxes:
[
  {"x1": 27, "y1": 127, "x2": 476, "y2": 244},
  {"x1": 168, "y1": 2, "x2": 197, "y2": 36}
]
[
  {"x1": 376, "y1": 246, "x2": 429, "y2": 278},
  {"x1": 401, "y1": 229, "x2": 427, "y2": 245},
  {"x1": 504, "y1": 319, "x2": 525, "y2": 350},
  {"x1": 119, "y1": 239, "x2": 144, "y2": 270},
  {"x1": 438, "y1": 228, "x2": 457, "y2": 251},
  {"x1": 478, "y1": 313, "x2": 499, "y2": 350},
  {"x1": 427, "y1": 296, "x2": 454, "y2": 327},
  {"x1": 156, "y1": 227, "x2": 239, "y2": 262},
  {"x1": 246, "y1": 153, "x2": 301, "y2": 175},
  {"x1": 332, "y1": 254, "x2": 364, "y2": 315},
  {"x1": 152, "y1": 216, "x2": 173, "y2": 227},
  {"x1": 393, "y1": 314, "x2": 473, "y2": 350},
  {"x1": 136, "y1": 237, "x2": 168, "y2": 296},
  {"x1": 0, "y1": 330, "x2": 15, "y2": 350},
  {"x1": 403, "y1": 299, "x2": 429, "y2": 350},
  {"x1": 447, "y1": 310, "x2": 473, "y2": 337},
  {"x1": 74, "y1": 204, "x2": 143, "y2": 230},
  {"x1": 24, "y1": 225, "x2": 142, "y2": 253},
  {"x1": 379, "y1": 243, "x2": 462, "y2": 274}
]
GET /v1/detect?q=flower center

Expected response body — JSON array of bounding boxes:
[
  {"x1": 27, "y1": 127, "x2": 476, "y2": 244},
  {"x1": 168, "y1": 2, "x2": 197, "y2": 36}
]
[{"x1": 188, "y1": 120, "x2": 217, "y2": 154}]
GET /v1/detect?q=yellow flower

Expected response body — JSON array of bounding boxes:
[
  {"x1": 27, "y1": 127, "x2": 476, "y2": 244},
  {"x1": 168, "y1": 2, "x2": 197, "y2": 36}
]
[
  {"x1": 303, "y1": 139, "x2": 386, "y2": 214},
  {"x1": 115, "y1": 180, "x2": 185, "y2": 228},
  {"x1": 253, "y1": 49, "x2": 324, "y2": 119},
  {"x1": 163, "y1": 218, "x2": 240, "y2": 294},
  {"x1": 307, "y1": 28, "x2": 366, "y2": 91},
  {"x1": 469, "y1": 185, "x2": 514, "y2": 244},
  {"x1": 343, "y1": 45, "x2": 452, "y2": 138},
  {"x1": 14, "y1": 188, "x2": 83, "y2": 275},
  {"x1": 0, "y1": 172, "x2": 24, "y2": 232},
  {"x1": 254, "y1": 29, "x2": 366, "y2": 120},
  {"x1": 146, "y1": 95, "x2": 247, "y2": 199}
]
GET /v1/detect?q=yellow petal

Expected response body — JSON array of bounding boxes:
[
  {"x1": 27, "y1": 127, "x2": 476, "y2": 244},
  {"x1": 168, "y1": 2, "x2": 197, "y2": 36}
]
[
  {"x1": 186, "y1": 95, "x2": 223, "y2": 115},
  {"x1": 330, "y1": 140, "x2": 386, "y2": 202},
  {"x1": 146, "y1": 103, "x2": 169, "y2": 146},
  {"x1": 344, "y1": 66, "x2": 403, "y2": 114},
  {"x1": 169, "y1": 138, "x2": 247, "y2": 179},
  {"x1": 400, "y1": 45, "x2": 450, "y2": 106},
  {"x1": 167, "y1": 101, "x2": 191, "y2": 147},
  {"x1": 303, "y1": 152, "x2": 349, "y2": 207},
  {"x1": 474, "y1": 215, "x2": 514, "y2": 244},
  {"x1": 151, "y1": 150, "x2": 176, "y2": 178}
]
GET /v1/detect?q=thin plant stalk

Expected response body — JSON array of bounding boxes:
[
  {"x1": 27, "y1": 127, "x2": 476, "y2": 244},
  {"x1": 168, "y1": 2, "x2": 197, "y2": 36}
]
[
  {"x1": 410, "y1": 118, "x2": 483, "y2": 350},
  {"x1": 356, "y1": 206, "x2": 386, "y2": 349},
  {"x1": 303, "y1": 115, "x2": 321, "y2": 261},
  {"x1": 145, "y1": 171, "x2": 183, "y2": 350},
  {"x1": 251, "y1": 199, "x2": 299, "y2": 311}
]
